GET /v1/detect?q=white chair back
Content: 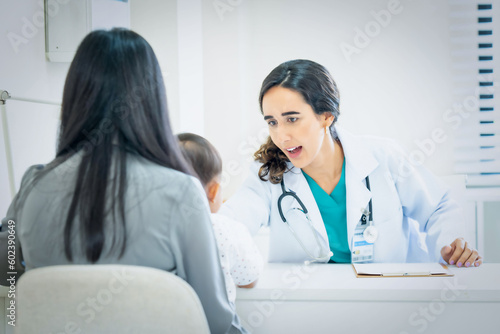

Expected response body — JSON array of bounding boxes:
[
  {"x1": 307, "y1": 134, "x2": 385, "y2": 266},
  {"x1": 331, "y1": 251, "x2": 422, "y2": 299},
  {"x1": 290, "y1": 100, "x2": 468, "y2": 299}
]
[{"x1": 14, "y1": 265, "x2": 210, "y2": 334}]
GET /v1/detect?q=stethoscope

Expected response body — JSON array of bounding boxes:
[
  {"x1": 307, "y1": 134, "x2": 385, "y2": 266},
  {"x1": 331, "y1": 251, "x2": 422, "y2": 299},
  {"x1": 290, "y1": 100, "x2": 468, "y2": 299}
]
[
  {"x1": 277, "y1": 176, "x2": 377, "y2": 264},
  {"x1": 360, "y1": 176, "x2": 378, "y2": 244}
]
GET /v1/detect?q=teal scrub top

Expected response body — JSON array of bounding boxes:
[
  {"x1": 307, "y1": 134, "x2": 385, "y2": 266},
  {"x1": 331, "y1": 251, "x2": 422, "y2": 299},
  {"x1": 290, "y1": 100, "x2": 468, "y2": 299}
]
[{"x1": 302, "y1": 159, "x2": 351, "y2": 263}]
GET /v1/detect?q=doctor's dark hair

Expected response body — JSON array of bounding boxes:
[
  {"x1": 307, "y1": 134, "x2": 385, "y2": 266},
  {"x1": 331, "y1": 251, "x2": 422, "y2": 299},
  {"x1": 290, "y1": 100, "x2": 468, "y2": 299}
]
[
  {"x1": 18, "y1": 28, "x2": 193, "y2": 263},
  {"x1": 254, "y1": 59, "x2": 341, "y2": 183},
  {"x1": 176, "y1": 133, "x2": 223, "y2": 188}
]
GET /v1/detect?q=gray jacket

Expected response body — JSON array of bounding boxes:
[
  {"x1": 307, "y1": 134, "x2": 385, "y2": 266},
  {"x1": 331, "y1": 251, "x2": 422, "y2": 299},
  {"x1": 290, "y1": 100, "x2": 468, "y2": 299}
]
[{"x1": 0, "y1": 152, "x2": 247, "y2": 334}]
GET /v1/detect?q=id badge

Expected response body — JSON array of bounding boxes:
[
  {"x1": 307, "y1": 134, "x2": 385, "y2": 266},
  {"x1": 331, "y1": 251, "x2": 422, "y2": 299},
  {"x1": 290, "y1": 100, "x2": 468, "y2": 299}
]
[{"x1": 351, "y1": 223, "x2": 374, "y2": 263}]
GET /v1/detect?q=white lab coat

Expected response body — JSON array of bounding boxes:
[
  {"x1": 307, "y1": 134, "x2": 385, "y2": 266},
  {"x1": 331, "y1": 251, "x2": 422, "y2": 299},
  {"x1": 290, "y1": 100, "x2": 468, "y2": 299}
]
[{"x1": 220, "y1": 126, "x2": 464, "y2": 263}]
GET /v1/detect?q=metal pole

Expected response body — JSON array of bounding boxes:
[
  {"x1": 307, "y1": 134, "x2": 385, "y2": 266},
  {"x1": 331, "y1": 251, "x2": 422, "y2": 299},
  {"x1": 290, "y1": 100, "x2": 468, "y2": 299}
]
[
  {"x1": 1, "y1": 90, "x2": 61, "y2": 106},
  {"x1": 0, "y1": 90, "x2": 10, "y2": 103},
  {"x1": 0, "y1": 90, "x2": 61, "y2": 199},
  {"x1": 0, "y1": 100, "x2": 16, "y2": 198},
  {"x1": 8, "y1": 95, "x2": 61, "y2": 106}
]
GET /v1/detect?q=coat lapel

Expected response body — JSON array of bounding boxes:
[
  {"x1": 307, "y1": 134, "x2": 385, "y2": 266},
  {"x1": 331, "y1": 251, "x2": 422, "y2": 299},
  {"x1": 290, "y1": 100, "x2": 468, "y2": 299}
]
[{"x1": 336, "y1": 126, "x2": 379, "y2": 249}]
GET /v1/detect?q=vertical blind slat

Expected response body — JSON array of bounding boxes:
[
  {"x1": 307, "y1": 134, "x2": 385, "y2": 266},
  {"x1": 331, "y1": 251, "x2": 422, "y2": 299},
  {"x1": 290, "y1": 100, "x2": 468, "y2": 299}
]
[{"x1": 450, "y1": 2, "x2": 498, "y2": 184}]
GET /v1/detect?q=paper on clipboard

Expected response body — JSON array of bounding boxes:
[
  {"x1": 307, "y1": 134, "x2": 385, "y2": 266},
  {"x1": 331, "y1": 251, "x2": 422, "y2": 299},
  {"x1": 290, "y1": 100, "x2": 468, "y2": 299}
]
[{"x1": 352, "y1": 263, "x2": 453, "y2": 277}]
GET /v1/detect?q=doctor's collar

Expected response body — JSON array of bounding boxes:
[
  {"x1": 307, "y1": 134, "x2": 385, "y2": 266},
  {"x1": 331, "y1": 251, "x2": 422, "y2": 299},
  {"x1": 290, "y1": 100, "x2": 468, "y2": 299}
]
[{"x1": 334, "y1": 126, "x2": 379, "y2": 179}]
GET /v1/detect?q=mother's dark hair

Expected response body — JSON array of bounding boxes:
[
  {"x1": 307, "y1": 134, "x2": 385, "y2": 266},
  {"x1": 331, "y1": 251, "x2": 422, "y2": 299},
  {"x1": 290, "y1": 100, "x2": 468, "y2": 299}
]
[
  {"x1": 24, "y1": 28, "x2": 193, "y2": 262},
  {"x1": 254, "y1": 59, "x2": 340, "y2": 183}
]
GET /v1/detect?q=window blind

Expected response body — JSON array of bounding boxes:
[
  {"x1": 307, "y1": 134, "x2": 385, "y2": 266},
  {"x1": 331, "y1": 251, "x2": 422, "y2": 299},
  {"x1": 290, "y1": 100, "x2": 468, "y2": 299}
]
[{"x1": 450, "y1": 1, "x2": 500, "y2": 186}]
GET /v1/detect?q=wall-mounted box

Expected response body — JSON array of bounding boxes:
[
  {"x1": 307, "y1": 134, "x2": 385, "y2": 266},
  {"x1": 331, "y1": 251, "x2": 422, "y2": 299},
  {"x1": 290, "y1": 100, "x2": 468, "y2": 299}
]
[{"x1": 45, "y1": 0, "x2": 130, "y2": 62}]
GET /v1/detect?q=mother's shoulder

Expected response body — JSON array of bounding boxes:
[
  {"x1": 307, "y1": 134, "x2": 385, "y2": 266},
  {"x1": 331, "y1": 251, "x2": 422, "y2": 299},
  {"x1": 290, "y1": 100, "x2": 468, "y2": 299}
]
[{"x1": 127, "y1": 155, "x2": 201, "y2": 192}]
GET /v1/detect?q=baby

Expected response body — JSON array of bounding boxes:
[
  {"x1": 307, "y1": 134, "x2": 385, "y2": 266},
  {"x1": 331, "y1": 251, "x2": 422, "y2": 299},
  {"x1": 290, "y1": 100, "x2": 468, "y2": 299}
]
[{"x1": 177, "y1": 133, "x2": 263, "y2": 303}]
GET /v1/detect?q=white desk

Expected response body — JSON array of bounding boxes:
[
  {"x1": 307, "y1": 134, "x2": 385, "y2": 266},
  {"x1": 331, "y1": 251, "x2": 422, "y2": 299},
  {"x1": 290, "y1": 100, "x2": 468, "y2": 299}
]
[
  {"x1": 0, "y1": 264, "x2": 498, "y2": 334},
  {"x1": 235, "y1": 263, "x2": 500, "y2": 334}
]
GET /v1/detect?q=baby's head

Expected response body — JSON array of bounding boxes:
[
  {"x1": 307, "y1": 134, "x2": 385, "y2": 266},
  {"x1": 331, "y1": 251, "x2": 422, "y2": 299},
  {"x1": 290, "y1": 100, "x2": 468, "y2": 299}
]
[{"x1": 177, "y1": 133, "x2": 223, "y2": 213}]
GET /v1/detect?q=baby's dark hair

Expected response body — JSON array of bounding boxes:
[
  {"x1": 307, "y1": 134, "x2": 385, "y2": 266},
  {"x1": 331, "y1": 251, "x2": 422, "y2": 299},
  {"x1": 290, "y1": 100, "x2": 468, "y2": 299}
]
[{"x1": 177, "y1": 133, "x2": 222, "y2": 188}]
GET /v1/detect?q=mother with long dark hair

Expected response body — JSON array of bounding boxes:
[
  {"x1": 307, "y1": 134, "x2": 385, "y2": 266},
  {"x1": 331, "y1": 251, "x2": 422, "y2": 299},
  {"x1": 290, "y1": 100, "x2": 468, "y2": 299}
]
[{"x1": 0, "y1": 28, "x2": 246, "y2": 334}]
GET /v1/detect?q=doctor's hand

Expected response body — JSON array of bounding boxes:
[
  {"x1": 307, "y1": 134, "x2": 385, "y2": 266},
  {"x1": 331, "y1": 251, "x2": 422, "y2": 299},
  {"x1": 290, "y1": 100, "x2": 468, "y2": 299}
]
[{"x1": 441, "y1": 238, "x2": 482, "y2": 268}]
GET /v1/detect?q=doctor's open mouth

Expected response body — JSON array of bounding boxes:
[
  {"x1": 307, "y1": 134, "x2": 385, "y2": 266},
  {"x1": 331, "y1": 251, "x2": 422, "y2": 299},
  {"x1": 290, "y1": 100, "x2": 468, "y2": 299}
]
[{"x1": 286, "y1": 146, "x2": 302, "y2": 158}]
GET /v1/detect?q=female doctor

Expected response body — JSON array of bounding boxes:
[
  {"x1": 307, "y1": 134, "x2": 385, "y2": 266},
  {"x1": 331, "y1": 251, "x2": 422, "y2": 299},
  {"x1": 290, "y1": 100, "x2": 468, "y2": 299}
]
[{"x1": 220, "y1": 59, "x2": 482, "y2": 267}]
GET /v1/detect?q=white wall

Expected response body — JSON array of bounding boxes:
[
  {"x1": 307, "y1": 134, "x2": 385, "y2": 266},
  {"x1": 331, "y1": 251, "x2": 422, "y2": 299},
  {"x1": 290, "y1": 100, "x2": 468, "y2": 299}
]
[
  {"x1": 130, "y1": 0, "x2": 181, "y2": 133},
  {"x1": 0, "y1": 0, "x2": 67, "y2": 216},
  {"x1": 484, "y1": 202, "x2": 500, "y2": 262},
  {"x1": 0, "y1": 0, "x2": 471, "y2": 205},
  {"x1": 0, "y1": 0, "x2": 463, "y2": 202},
  {"x1": 0, "y1": 0, "x2": 498, "y2": 260},
  {"x1": 195, "y1": 0, "x2": 455, "y2": 197}
]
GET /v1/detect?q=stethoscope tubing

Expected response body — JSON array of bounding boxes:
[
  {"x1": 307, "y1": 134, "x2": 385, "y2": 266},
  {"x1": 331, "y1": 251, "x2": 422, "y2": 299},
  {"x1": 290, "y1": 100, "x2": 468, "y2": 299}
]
[{"x1": 278, "y1": 175, "x2": 373, "y2": 262}]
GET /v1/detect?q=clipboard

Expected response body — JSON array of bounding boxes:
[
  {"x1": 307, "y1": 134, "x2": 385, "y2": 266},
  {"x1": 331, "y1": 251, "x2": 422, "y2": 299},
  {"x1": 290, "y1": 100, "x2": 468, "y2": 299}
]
[{"x1": 352, "y1": 263, "x2": 453, "y2": 278}]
